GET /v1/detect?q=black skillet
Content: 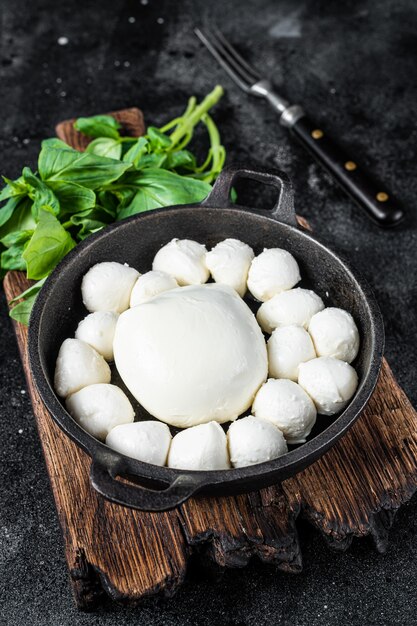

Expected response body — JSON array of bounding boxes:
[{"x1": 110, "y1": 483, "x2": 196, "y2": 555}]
[{"x1": 28, "y1": 164, "x2": 384, "y2": 512}]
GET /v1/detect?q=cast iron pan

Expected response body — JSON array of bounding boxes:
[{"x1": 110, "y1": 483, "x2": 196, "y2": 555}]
[{"x1": 28, "y1": 164, "x2": 384, "y2": 512}]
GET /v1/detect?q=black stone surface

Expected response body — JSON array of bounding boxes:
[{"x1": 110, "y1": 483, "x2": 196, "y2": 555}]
[{"x1": 0, "y1": 0, "x2": 416, "y2": 624}]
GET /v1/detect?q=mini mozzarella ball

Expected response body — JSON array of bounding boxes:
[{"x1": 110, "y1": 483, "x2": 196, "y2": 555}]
[
  {"x1": 247, "y1": 248, "x2": 301, "y2": 302},
  {"x1": 152, "y1": 238, "x2": 209, "y2": 286},
  {"x1": 227, "y1": 415, "x2": 287, "y2": 468},
  {"x1": 54, "y1": 338, "x2": 111, "y2": 398},
  {"x1": 168, "y1": 421, "x2": 230, "y2": 470},
  {"x1": 257, "y1": 288, "x2": 324, "y2": 334},
  {"x1": 66, "y1": 384, "x2": 134, "y2": 440},
  {"x1": 130, "y1": 270, "x2": 178, "y2": 307},
  {"x1": 267, "y1": 325, "x2": 316, "y2": 381},
  {"x1": 252, "y1": 378, "x2": 317, "y2": 444},
  {"x1": 205, "y1": 238, "x2": 254, "y2": 297},
  {"x1": 81, "y1": 262, "x2": 140, "y2": 313},
  {"x1": 106, "y1": 421, "x2": 172, "y2": 466},
  {"x1": 75, "y1": 311, "x2": 119, "y2": 361},
  {"x1": 308, "y1": 307, "x2": 360, "y2": 363},
  {"x1": 298, "y1": 357, "x2": 358, "y2": 416}
]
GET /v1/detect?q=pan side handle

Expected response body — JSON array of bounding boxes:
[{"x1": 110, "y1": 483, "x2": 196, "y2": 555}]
[
  {"x1": 90, "y1": 460, "x2": 204, "y2": 512},
  {"x1": 201, "y1": 163, "x2": 297, "y2": 227}
]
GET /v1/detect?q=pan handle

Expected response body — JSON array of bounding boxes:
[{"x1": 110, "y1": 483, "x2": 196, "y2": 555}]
[
  {"x1": 90, "y1": 460, "x2": 203, "y2": 512},
  {"x1": 201, "y1": 163, "x2": 297, "y2": 227}
]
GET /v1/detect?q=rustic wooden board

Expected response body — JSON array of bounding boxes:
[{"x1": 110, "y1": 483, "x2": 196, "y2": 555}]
[{"x1": 4, "y1": 108, "x2": 417, "y2": 609}]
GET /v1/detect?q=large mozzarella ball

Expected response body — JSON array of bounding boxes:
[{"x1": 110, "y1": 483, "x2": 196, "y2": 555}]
[
  {"x1": 308, "y1": 307, "x2": 360, "y2": 363},
  {"x1": 168, "y1": 421, "x2": 230, "y2": 470},
  {"x1": 114, "y1": 284, "x2": 268, "y2": 428},
  {"x1": 247, "y1": 248, "x2": 301, "y2": 302},
  {"x1": 54, "y1": 338, "x2": 111, "y2": 398},
  {"x1": 227, "y1": 415, "x2": 287, "y2": 468},
  {"x1": 205, "y1": 238, "x2": 254, "y2": 297},
  {"x1": 75, "y1": 311, "x2": 119, "y2": 361},
  {"x1": 82, "y1": 262, "x2": 139, "y2": 313},
  {"x1": 298, "y1": 357, "x2": 358, "y2": 416},
  {"x1": 257, "y1": 288, "x2": 324, "y2": 334},
  {"x1": 152, "y1": 238, "x2": 209, "y2": 286},
  {"x1": 106, "y1": 421, "x2": 172, "y2": 466},
  {"x1": 130, "y1": 270, "x2": 178, "y2": 307},
  {"x1": 267, "y1": 325, "x2": 316, "y2": 381},
  {"x1": 66, "y1": 384, "x2": 134, "y2": 440},
  {"x1": 252, "y1": 378, "x2": 317, "y2": 444}
]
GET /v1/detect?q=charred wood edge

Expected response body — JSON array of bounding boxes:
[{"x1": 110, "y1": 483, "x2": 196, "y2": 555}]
[
  {"x1": 176, "y1": 495, "x2": 302, "y2": 574},
  {"x1": 300, "y1": 488, "x2": 417, "y2": 554}
]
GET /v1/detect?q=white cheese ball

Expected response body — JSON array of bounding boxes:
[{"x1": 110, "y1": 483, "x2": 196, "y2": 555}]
[
  {"x1": 205, "y1": 238, "x2": 255, "y2": 297},
  {"x1": 114, "y1": 284, "x2": 268, "y2": 428},
  {"x1": 167, "y1": 421, "x2": 230, "y2": 470},
  {"x1": 267, "y1": 325, "x2": 316, "y2": 381},
  {"x1": 252, "y1": 378, "x2": 317, "y2": 444},
  {"x1": 227, "y1": 415, "x2": 287, "y2": 468},
  {"x1": 308, "y1": 307, "x2": 360, "y2": 363},
  {"x1": 130, "y1": 270, "x2": 178, "y2": 307},
  {"x1": 54, "y1": 338, "x2": 111, "y2": 398},
  {"x1": 75, "y1": 311, "x2": 119, "y2": 361},
  {"x1": 152, "y1": 238, "x2": 209, "y2": 286},
  {"x1": 247, "y1": 248, "x2": 301, "y2": 302},
  {"x1": 81, "y1": 262, "x2": 139, "y2": 313},
  {"x1": 66, "y1": 384, "x2": 134, "y2": 440},
  {"x1": 106, "y1": 421, "x2": 172, "y2": 466},
  {"x1": 257, "y1": 288, "x2": 324, "y2": 334},
  {"x1": 298, "y1": 357, "x2": 359, "y2": 416}
]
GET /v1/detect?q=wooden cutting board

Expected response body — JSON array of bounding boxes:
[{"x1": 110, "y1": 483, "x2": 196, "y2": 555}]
[{"x1": 4, "y1": 107, "x2": 417, "y2": 610}]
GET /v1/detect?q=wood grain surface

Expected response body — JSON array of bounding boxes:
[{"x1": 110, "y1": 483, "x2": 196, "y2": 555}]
[{"x1": 4, "y1": 108, "x2": 417, "y2": 609}]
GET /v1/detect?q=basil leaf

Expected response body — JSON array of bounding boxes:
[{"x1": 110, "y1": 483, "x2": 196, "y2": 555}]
[
  {"x1": 0, "y1": 197, "x2": 21, "y2": 229},
  {"x1": 0, "y1": 197, "x2": 36, "y2": 238},
  {"x1": 9, "y1": 277, "x2": 46, "y2": 304},
  {"x1": 9, "y1": 292, "x2": 37, "y2": 325},
  {"x1": 147, "y1": 127, "x2": 172, "y2": 150},
  {"x1": 23, "y1": 209, "x2": 76, "y2": 279},
  {"x1": 38, "y1": 146, "x2": 82, "y2": 180},
  {"x1": 96, "y1": 191, "x2": 119, "y2": 216},
  {"x1": 41, "y1": 138, "x2": 73, "y2": 150},
  {"x1": 165, "y1": 150, "x2": 196, "y2": 171},
  {"x1": 74, "y1": 115, "x2": 121, "y2": 139},
  {"x1": 86, "y1": 137, "x2": 122, "y2": 160},
  {"x1": 1, "y1": 229, "x2": 33, "y2": 247},
  {"x1": 23, "y1": 167, "x2": 60, "y2": 218},
  {"x1": 122, "y1": 137, "x2": 148, "y2": 166},
  {"x1": 39, "y1": 146, "x2": 130, "y2": 189},
  {"x1": 1, "y1": 244, "x2": 27, "y2": 271},
  {"x1": 70, "y1": 206, "x2": 113, "y2": 239},
  {"x1": 0, "y1": 176, "x2": 29, "y2": 201},
  {"x1": 103, "y1": 186, "x2": 136, "y2": 207},
  {"x1": 136, "y1": 153, "x2": 167, "y2": 169},
  {"x1": 117, "y1": 168, "x2": 211, "y2": 220},
  {"x1": 72, "y1": 218, "x2": 107, "y2": 240},
  {"x1": 47, "y1": 181, "x2": 96, "y2": 215}
]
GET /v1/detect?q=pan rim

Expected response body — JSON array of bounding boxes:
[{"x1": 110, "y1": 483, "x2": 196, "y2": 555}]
[{"x1": 28, "y1": 202, "x2": 384, "y2": 493}]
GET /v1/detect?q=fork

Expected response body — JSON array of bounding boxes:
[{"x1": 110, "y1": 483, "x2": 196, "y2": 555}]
[{"x1": 195, "y1": 27, "x2": 404, "y2": 227}]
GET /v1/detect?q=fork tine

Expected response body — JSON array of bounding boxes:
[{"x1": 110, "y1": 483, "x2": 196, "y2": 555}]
[
  {"x1": 211, "y1": 26, "x2": 260, "y2": 83},
  {"x1": 195, "y1": 27, "x2": 259, "y2": 92}
]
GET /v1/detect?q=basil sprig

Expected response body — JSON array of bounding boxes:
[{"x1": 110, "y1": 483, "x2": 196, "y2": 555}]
[{"x1": 0, "y1": 86, "x2": 225, "y2": 324}]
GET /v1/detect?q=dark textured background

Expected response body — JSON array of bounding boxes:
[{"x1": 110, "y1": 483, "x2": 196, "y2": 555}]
[{"x1": 1, "y1": 0, "x2": 416, "y2": 624}]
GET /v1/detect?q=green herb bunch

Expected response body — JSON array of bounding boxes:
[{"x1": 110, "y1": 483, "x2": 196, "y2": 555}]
[{"x1": 0, "y1": 86, "x2": 225, "y2": 324}]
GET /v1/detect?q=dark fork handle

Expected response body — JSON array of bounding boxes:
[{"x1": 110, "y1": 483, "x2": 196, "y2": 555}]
[{"x1": 288, "y1": 115, "x2": 404, "y2": 227}]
